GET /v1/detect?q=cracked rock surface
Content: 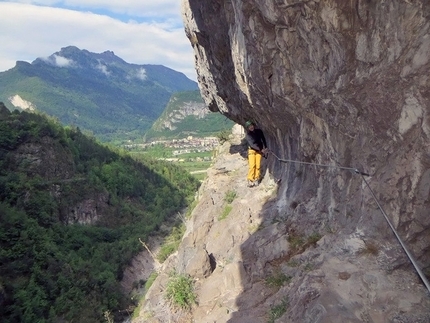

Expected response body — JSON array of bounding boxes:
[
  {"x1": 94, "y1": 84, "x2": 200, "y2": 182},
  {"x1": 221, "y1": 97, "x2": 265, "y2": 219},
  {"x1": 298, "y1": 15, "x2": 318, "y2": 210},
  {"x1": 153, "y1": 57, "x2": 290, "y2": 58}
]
[
  {"x1": 135, "y1": 1, "x2": 430, "y2": 322},
  {"x1": 136, "y1": 134, "x2": 429, "y2": 322}
]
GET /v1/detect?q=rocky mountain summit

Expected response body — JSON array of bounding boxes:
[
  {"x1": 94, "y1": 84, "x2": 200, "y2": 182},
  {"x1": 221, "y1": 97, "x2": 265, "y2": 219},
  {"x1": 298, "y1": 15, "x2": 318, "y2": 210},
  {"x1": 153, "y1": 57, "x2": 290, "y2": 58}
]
[{"x1": 132, "y1": 0, "x2": 430, "y2": 322}]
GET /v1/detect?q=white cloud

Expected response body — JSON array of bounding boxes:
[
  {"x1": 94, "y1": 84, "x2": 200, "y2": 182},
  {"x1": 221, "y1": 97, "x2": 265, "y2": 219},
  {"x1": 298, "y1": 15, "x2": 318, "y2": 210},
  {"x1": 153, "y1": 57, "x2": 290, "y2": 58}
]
[
  {"x1": 41, "y1": 54, "x2": 76, "y2": 67},
  {"x1": 126, "y1": 68, "x2": 148, "y2": 81},
  {"x1": 0, "y1": 2, "x2": 197, "y2": 80},
  {"x1": 11, "y1": 0, "x2": 182, "y2": 19},
  {"x1": 96, "y1": 60, "x2": 110, "y2": 76},
  {"x1": 135, "y1": 68, "x2": 147, "y2": 81}
]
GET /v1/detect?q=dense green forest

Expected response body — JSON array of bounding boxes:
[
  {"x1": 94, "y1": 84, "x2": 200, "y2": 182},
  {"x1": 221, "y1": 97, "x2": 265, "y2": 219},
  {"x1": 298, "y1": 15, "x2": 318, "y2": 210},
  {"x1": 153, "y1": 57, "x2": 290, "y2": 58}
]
[{"x1": 0, "y1": 104, "x2": 200, "y2": 322}]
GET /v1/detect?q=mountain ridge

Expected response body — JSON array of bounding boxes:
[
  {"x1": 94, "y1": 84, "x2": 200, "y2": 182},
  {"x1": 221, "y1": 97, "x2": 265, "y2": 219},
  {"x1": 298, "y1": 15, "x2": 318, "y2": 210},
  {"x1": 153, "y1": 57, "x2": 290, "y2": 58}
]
[{"x1": 0, "y1": 46, "x2": 198, "y2": 142}]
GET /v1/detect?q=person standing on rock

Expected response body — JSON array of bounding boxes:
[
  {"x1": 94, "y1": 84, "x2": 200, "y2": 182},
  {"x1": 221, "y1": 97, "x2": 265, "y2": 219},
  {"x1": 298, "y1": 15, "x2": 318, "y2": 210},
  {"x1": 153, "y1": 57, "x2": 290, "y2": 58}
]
[{"x1": 245, "y1": 120, "x2": 268, "y2": 187}]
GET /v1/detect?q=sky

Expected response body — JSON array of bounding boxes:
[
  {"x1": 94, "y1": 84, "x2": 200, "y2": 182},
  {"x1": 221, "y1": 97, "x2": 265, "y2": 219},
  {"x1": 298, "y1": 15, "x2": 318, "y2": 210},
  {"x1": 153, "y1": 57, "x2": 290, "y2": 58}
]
[{"x1": 0, "y1": 0, "x2": 197, "y2": 81}]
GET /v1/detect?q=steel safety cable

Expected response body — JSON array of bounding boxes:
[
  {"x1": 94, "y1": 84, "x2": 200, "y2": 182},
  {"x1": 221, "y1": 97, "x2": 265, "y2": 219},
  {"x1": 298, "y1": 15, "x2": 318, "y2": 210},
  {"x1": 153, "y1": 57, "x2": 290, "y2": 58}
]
[
  {"x1": 269, "y1": 150, "x2": 369, "y2": 175},
  {"x1": 268, "y1": 149, "x2": 430, "y2": 294},
  {"x1": 360, "y1": 174, "x2": 430, "y2": 293}
]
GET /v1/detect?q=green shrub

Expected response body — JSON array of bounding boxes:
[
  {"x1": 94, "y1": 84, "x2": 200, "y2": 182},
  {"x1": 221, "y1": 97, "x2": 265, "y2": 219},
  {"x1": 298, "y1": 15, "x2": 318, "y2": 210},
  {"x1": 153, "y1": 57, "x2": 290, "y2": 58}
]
[
  {"x1": 304, "y1": 263, "x2": 314, "y2": 271},
  {"x1": 219, "y1": 205, "x2": 232, "y2": 221},
  {"x1": 185, "y1": 199, "x2": 199, "y2": 219},
  {"x1": 145, "y1": 272, "x2": 158, "y2": 291},
  {"x1": 216, "y1": 129, "x2": 231, "y2": 144},
  {"x1": 288, "y1": 234, "x2": 304, "y2": 250},
  {"x1": 288, "y1": 232, "x2": 322, "y2": 253},
  {"x1": 165, "y1": 273, "x2": 196, "y2": 309},
  {"x1": 265, "y1": 272, "x2": 291, "y2": 289},
  {"x1": 224, "y1": 190, "x2": 237, "y2": 204},
  {"x1": 287, "y1": 260, "x2": 299, "y2": 267},
  {"x1": 157, "y1": 244, "x2": 176, "y2": 262},
  {"x1": 307, "y1": 233, "x2": 322, "y2": 246},
  {"x1": 267, "y1": 297, "x2": 288, "y2": 323},
  {"x1": 157, "y1": 224, "x2": 185, "y2": 262}
]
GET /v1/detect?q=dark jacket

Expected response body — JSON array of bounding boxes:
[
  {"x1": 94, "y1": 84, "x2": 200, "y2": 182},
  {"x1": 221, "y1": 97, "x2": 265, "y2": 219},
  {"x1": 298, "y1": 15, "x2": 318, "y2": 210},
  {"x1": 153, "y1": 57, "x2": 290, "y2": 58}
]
[{"x1": 246, "y1": 128, "x2": 267, "y2": 152}]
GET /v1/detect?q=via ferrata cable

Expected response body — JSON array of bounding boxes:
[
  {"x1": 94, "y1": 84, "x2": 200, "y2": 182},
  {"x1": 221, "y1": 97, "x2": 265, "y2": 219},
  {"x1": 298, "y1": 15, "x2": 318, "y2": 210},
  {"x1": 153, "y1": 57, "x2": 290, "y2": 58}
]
[{"x1": 268, "y1": 149, "x2": 430, "y2": 294}]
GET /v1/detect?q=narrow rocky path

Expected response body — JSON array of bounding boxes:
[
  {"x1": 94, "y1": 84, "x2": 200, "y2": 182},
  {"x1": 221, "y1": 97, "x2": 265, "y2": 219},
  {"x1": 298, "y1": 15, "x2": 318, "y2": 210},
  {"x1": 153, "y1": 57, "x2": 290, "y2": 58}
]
[{"x1": 134, "y1": 134, "x2": 430, "y2": 323}]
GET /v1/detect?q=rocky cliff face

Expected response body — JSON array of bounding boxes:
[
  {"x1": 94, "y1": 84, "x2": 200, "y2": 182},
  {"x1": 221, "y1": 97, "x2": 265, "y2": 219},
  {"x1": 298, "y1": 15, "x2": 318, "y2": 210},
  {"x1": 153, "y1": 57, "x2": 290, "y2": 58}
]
[
  {"x1": 157, "y1": 101, "x2": 207, "y2": 131},
  {"x1": 137, "y1": 135, "x2": 430, "y2": 323},
  {"x1": 135, "y1": 1, "x2": 430, "y2": 322}
]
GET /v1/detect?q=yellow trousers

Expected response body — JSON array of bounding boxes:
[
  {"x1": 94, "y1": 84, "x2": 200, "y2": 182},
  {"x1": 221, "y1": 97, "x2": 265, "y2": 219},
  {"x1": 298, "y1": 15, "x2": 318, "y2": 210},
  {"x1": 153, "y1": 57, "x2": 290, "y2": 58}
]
[{"x1": 247, "y1": 149, "x2": 262, "y2": 181}]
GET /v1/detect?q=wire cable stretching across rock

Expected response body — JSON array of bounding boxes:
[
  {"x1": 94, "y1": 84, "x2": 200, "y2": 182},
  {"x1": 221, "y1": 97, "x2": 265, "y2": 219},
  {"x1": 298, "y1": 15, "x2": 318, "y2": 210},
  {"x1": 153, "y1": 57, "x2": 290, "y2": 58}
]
[{"x1": 269, "y1": 149, "x2": 430, "y2": 294}]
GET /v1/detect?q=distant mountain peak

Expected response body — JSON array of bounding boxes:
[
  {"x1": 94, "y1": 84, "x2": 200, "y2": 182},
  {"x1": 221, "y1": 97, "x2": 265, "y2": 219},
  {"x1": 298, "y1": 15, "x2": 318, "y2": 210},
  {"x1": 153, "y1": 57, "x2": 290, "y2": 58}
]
[
  {"x1": 0, "y1": 46, "x2": 198, "y2": 142},
  {"x1": 31, "y1": 46, "x2": 127, "y2": 71},
  {"x1": 59, "y1": 45, "x2": 82, "y2": 53},
  {"x1": 102, "y1": 50, "x2": 116, "y2": 56}
]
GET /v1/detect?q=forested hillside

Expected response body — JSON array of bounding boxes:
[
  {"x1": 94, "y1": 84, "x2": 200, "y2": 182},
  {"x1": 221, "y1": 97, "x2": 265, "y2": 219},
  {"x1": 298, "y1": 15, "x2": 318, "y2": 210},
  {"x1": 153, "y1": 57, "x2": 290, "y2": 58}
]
[
  {"x1": 0, "y1": 46, "x2": 198, "y2": 143},
  {"x1": 0, "y1": 103, "x2": 200, "y2": 323}
]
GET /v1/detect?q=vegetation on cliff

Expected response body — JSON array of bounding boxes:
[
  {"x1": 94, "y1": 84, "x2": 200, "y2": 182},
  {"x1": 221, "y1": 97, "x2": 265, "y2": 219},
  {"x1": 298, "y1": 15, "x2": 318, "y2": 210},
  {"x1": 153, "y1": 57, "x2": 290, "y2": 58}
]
[{"x1": 0, "y1": 106, "x2": 200, "y2": 323}]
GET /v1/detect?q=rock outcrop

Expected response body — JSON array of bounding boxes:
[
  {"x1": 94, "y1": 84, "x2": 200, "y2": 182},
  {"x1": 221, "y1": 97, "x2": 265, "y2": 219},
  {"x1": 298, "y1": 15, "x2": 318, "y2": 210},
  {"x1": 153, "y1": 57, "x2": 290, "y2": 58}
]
[
  {"x1": 5, "y1": 132, "x2": 110, "y2": 225},
  {"x1": 136, "y1": 136, "x2": 430, "y2": 323},
  {"x1": 158, "y1": 101, "x2": 208, "y2": 131},
  {"x1": 136, "y1": 1, "x2": 430, "y2": 322}
]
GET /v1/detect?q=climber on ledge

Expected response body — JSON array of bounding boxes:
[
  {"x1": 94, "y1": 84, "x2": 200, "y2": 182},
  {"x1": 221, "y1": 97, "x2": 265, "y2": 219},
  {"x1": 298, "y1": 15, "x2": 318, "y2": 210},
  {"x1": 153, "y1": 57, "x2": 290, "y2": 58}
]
[{"x1": 244, "y1": 120, "x2": 268, "y2": 187}]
